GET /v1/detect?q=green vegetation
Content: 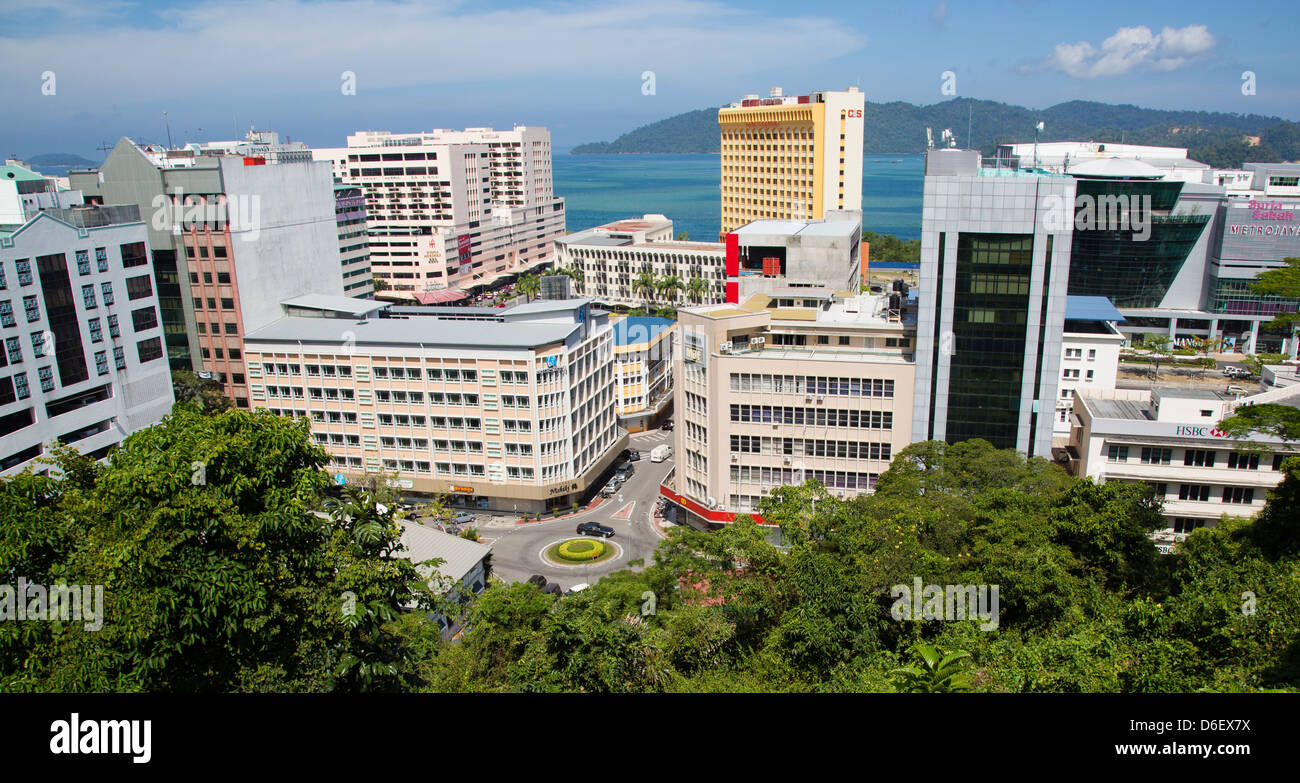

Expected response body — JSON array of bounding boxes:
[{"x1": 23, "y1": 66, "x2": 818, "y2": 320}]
[
  {"x1": 570, "y1": 99, "x2": 1296, "y2": 164},
  {"x1": 170, "y1": 370, "x2": 232, "y2": 414},
  {"x1": 554, "y1": 539, "x2": 608, "y2": 562},
  {"x1": 5, "y1": 413, "x2": 1297, "y2": 692},
  {"x1": 863, "y1": 231, "x2": 921, "y2": 263}
]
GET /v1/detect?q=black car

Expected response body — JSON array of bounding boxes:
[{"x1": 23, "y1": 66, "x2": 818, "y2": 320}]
[
  {"x1": 661, "y1": 420, "x2": 674, "y2": 431},
  {"x1": 576, "y1": 521, "x2": 615, "y2": 538},
  {"x1": 623, "y1": 449, "x2": 641, "y2": 461},
  {"x1": 526, "y1": 574, "x2": 548, "y2": 588}
]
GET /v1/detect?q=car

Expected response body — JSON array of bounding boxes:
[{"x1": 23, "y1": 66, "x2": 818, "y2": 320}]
[
  {"x1": 623, "y1": 449, "x2": 641, "y2": 461},
  {"x1": 1223, "y1": 366, "x2": 1253, "y2": 379},
  {"x1": 615, "y1": 463, "x2": 635, "y2": 479},
  {"x1": 447, "y1": 511, "x2": 476, "y2": 525},
  {"x1": 526, "y1": 574, "x2": 548, "y2": 588},
  {"x1": 565, "y1": 583, "x2": 590, "y2": 596},
  {"x1": 661, "y1": 420, "x2": 674, "y2": 431},
  {"x1": 600, "y1": 482, "x2": 619, "y2": 498},
  {"x1": 1226, "y1": 385, "x2": 1249, "y2": 395},
  {"x1": 576, "y1": 521, "x2": 615, "y2": 538}
]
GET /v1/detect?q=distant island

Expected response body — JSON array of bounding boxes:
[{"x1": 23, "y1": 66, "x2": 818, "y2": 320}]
[
  {"x1": 571, "y1": 98, "x2": 1300, "y2": 169},
  {"x1": 20, "y1": 153, "x2": 100, "y2": 177}
]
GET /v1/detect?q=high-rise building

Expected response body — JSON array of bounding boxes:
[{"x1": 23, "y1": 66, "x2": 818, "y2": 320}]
[
  {"x1": 334, "y1": 184, "x2": 374, "y2": 298},
  {"x1": 1, "y1": 204, "x2": 174, "y2": 475},
  {"x1": 912, "y1": 149, "x2": 1076, "y2": 458},
  {"x1": 313, "y1": 127, "x2": 566, "y2": 300},
  {"x1": 243, "y1": 298, "x2": 624, "y2": 512},
  {"x1": 719, "y1": 87, "x2": 864, "y2": 235},
  {"x1": 665, "y1": 290, "x2": 915, "y2": 527},
  {"x1": 70, "y1": 139, "x2": 350, "y2": 407},
  {"x1": 612, "y1": 316, "x2": 675, "y2": 432}
]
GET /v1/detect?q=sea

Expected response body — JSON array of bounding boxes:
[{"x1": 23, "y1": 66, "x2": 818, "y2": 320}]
[{"x1": 553, "y1": 152, "x2": 924, "y2": 242}]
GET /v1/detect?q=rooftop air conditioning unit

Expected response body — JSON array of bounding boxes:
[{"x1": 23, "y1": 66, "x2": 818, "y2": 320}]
[
  {"x1": 749, "y1": 337, "x2": 765, "y2": 345},
  {"x1": 720, "y1": 341, "x2": 733, "y2": 353}
]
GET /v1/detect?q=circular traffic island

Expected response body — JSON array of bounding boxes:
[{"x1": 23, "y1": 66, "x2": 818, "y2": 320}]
[{"x1": 545, "y1": 537, "x2": 620, "y2": 566}]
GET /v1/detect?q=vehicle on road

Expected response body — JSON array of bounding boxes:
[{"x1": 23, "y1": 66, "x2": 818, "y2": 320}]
[
  {"x1": 565, "y1": 583, "x2": 589, "y2": 596},
  {"x1": 576, "y1": 521, "x2": 615, "y2": 538},
  {"x1": 623, "y1": 449, "x2": 641, "y2": 461},
  {"x1": 600, "y1": 481, "x2": 619, "y2": 497},
  {"x1": 615, "y1": 462, "x2": 635, "y2": 480},
  {"x1": 1226, "y1": 385, "x2": 1249, "y2": 395},
  {"x1": 651, "y1": 444, "x2": 672, "y2": 462},
  {"x1": 661, "y1": 420, "x2": 674, "y2": 431},
  {"x1": 442, "y1": 511, "x2": 475, "y2": 525},
  {"x1": 1223, "y1": 366, "x2": 1254, "y2": 379},
  {"x1": 526, "y1": 574, "x2": 548, "y2": 588}
]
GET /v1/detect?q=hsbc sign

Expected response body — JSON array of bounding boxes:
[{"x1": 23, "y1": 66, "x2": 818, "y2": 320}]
[{"x1": 1175, "y1": 426, "x2": 1227, "y2": 438}]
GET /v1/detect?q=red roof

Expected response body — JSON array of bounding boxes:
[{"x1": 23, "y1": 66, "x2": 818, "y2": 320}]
[{"x1": 413, "y1": 289, "x2": 467, "y2": 304}]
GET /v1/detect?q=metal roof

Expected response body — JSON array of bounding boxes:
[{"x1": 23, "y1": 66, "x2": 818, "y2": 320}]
[
  {"x1": 398, "y1": 521, "x2": 492, "y2": 586},
  {"x1": 245, "y1": 314, "x2": 577, "y2": 348},
  {"x1": 613, "y1": 316, "x2": 674, "y2": 346},
  {"x1": 1065, "y1": 295, "x2": 1125, "y2": 322},
  {"x1": 280, "y1": 293, "x2": 389, "y2": 317}
]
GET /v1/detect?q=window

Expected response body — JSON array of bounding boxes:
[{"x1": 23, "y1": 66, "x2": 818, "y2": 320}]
[
  {"x1": 136, "y1": 336, "x2": 163, "y2": 363},
  {"x1": 13, "y1": 372, "x2": 29, "y2": 399},
  {"x1": 113, "y1": 346, "x2": 125, "y2": 370},
  {"x1": 74, "y1": 252, "x2": 90, "y2": 276},
  {"x1": 100, "y1": 281, "x2": 114, "y2": 306},
  {"x1": 223, "y1": 322, "x2": 238, "y2": 335},
  {"x1": 1227, "y1": 452, "x2": 1259, "y2": 470},
  {"x1": 1184, "y1": 449, "x2": 1216, "y2": 468},
  {"x1": 131, "y1": 306, "x2": 159, "y2": 332},
  {"x1": 30, "y1": 331, "x2": 46, "y2": 357},
  {"x1": 1223, "y1": 487, "x2": 1254, "y2": 504},
  {"x1": 94, "y1": 350, "x2": 108, "y2": 375},
  {"x1": 1178, "y1": 484, "x2": 1211, "y2": 502},
  {"x1": 1107, "y1": 444, "x2": 1129, "y2": 462},
  {"x1": 1173, "y1": 518, "x2": 1206, "y2": 534},
  {"x1": 0, "y1": 300, "x2": 11, "y2": 328},
  {"x1": 125, "y1": 275, "x2": 153, "y2": 301},
  {"x1": 5, "y1": 337, "x2": 21, "y2": 364},
  {"x1": 88, "y1": 318, "x2": 103, "y2": 343},
  {"x1": 1141, "y1": 447, "x2": 1172, "y2": 465},
  {"x1": 22, "y1": 295, "x2": 39, "y2": 322},
  {"x1": 107, "y1": 314, "x2": 120, "y2": 338},
  {"x1": 16, "y1": 259, "x2": 34, "y2": 285},
  {"x1": 38, "y1": 366, "x2": 53, "y2": 392},
  {"x1": 81, "y1": 285, "x2": 97, "y2": 309},
  {"x1": 120, "y1": 242, "x2": 147, "y2": 268}
]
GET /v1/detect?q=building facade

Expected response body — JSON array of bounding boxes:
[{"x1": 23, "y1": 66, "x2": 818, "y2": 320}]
[
  {"x1": 1053, "y1": 296, "x2": 1126, "y2": 439},
  {"x1": 612, "y1": 316, "x2": 675, "y2": 432},
  {"x1": 1, "y1": 206, "x2": 174, "y2": 475},
  {"x1": 243, "y1": 298, "x2": 624, "y2": 512},
  {"x1": 666, "y1": 291, "x2": 915, "y2": 526},
  {"x1": 719, "y1": 87, "x2": 865, "y2": 235},
  {"x1": 912, "y1": 149, "x2": 1076, "y2": 457},
  {"x1": 334, "y1": 184, "x2": 374, "y2": 298},
  {"x1": 1067, "y1": 385, "x2": 1300, "y2": 551},
  {"x1": 313, "y1": 127, "x2": 566, "y2": 300}
]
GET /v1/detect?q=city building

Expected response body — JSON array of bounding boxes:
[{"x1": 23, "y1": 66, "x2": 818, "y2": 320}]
[
  {"x1": 663, "y1": 290, "x2": 915, "y2": 527},
  {"x1": 397, "y1": 520, "x2": 492, "y2": 638},
  {"x1": 719, "y1": 87, "x2": 865, "y2": 235},
  {"x1": 723, "y1": 210, "x2": 863, "y2": 303},
  {"x1": 912, "y1": 148, "x2": 1076, "y2": 458},
  {"x1": 313, "y1": 127, "x2": 566, "y2": 300},
  {"x1": 555, "y1": 215, "x2": 725, "y2": 309},
  {"x1": 1, "y1": 203, "x2": 174, "y2": 475},
  {"x1": 2, "y1": 161, "x2": 84, "y2": 224},
  {"x1": 1066, "y1": 385, "x2": 1300, "y2": 552},
  {"x1": 70, "y1": 139, "x2": 349, "y2": 407},
  {"x1": 182, "y1": 128, "x2": 314, "y2": 164},
  {"x1": 612, "y1": 316, "x2": 675, "y2": 432},
  {"x1": 243, "y1": 297, "x2": 624, "y2": 512},
  {"x1": 1054, "y1": 296, "x2": 1126, "y2": 440},
  {"x1": 334, "y1": 184, "x2": 374, "y2": 298}
]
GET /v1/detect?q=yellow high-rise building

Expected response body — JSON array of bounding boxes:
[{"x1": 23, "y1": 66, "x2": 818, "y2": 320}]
[{"x1": 718, "y1": 86, "x2": 865, "y2": 236}]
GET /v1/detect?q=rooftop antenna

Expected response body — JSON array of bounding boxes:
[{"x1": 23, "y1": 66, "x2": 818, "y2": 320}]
[
  {"x1": 163, "y1": 111, "x2": 173, "y2": 149},
  {"x1": 1034, "y1": 121, "x2": 1044, "y2": 168},
  {"x1": 926, "y1": 127, "x2": 934, "y2": 150}
]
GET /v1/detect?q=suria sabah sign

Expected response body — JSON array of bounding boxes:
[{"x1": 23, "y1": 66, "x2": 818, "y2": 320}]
[{"x1": 1247, "y1": 201, "x2": 1296, "y2": 220}]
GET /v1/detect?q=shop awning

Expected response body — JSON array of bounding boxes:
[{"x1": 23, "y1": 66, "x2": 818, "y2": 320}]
[{"x1": 413, "y1": 289, "x2": 468, "y2": 305}]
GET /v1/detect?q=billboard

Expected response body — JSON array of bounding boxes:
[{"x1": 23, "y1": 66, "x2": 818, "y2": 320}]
[
  {"x1": 456, "y1": 233, "x2": 472, "y2": 270},
  {"x1": 1219, "y1": 202, "x2": 1300, "y2": 261}
]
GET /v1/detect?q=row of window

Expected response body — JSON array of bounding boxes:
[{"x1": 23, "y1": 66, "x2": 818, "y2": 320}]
[
  {"x1": 728, "y1": 372, "x2": 895, "y2": 398},
  {"x1": 1108, "y1": 444, "x2": 1288, "y2": 470},
  {"x1": 730, "y1": 435, "x2": 892, "y2": 461},
  {"x1": 730, "y1": 404, "x2": 894, "y2": 429},
  {"x1": 729, "y1": 465, "x2": 879, "y2": 490}
]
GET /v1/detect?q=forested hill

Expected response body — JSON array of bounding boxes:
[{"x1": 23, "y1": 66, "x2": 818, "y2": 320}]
[{"x1": 571, "y1": 98, "x2": 1299, "y2": 169}]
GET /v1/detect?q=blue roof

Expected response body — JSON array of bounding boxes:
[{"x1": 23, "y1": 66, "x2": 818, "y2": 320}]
[
  {"x1": 614, "y1": 316, "x2": 674, "y2": 346},
  {"x1": 1065, "y1": 295, "x2": 1125, "y2": 322}
]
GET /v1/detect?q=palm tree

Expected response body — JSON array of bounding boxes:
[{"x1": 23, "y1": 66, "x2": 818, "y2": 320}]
[
  {"x1": 890, "y1": 644, "x2": 974, "y2": 693},
  {"x1": 518, "y1": 274, "x2": 541, "y2": 303},
  {"x1": 556, "y1": 264, "x2": 584, "y2": 295},
  {"x1": 686, "y1": 276, "x2": 707, "y2": 303},
  {"x1": 657, "y1": 274, "x2": 683, "y2": 304},
  {"x1": 632, "y1": 270, "x2": 658, "y2": 310}
]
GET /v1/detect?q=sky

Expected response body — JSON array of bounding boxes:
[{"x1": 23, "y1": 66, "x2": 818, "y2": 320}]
[{"x1": 2, "y1": 0, "x2": 1297, "y2": 160}]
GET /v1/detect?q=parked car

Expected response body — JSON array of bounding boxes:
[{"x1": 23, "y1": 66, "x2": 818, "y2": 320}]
[
  {"x1": 650, "y1": 444, "x2": 672, "y2": 463},
  {"x1": 661, "y1": 420, "x2": 674, "y2": 431},
  {"x1": 565, "y1": 583, "x2": 590, "y2": 596},
  {"x1": 615, "y1": 463, "x2": 635, "y2": 480},
  {"x1": 576, "y1": 521, "x2": 615, "y2": 538},
  {"x1": 600, "y1": 482, "x2": 619, "y2": 498},
  {"x1": 623, "y1": 449, "x2": 641, "y2": 461},
  {"x1": 1223, "y1": 366, "x2": 1253, "y2": 379},
  {"x1": 448, "y1": 511, "x2": 476, "y2": 525},
  {"x1": 526, "y1": 574, "x2": 548, "y2": 588}
]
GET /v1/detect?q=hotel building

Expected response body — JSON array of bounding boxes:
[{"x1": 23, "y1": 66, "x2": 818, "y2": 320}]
[
  {"x1": 719, "y1": 87, "x2": 865, "y2": 235},
  {"x1": 612, "y1": 316, "x2": 675, "y2": 432},
  {"x1": 1, "y1": 203, "x2": 174, "y2": 475},
  {"x1": 664, "y1": 290, "x2": 915, "y2": 526},
  {"x1": 1067, "y1": 385, "x2": 1300, "y2": 551},
  {"x1": 243, "y1": 297, "x2": 624, "y2": 512},
  {"x1": 913, "y1": 149, "x2": 1076, "y2": 458},
  {"x1": 313, "y1": 127, "x2": 566, "y2": 301},
  {"x1": 70, "y1": 139, "x2": 348, "y2": 408}
]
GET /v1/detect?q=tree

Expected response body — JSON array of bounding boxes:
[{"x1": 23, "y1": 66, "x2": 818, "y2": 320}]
[
  {"x1": 518, "y1": 274, "x2": 541, "y2": 303},
  {"x1": 1219, "y1": 403, "x2": 1300, "y2": 443},
  {"x1": 1241, "y1": 352, "x2": 1289, "y2": 377},
  {"x1": 657, "y1": 274, "x2": 683, "y2": 303},
  {"x1": 0, "y1": 406, "x2": 441, "y2": 692},
  {"x1": 686, "y1": 276, "x2": 708, "y2": 303},
  {"x1": 675, "y1": 231, "x2": 690, "y2": 241},
  {"x1": 1249, "y1": 257, "x2": 1300, "y2": 336},
  {"x1": 633, "y1": 270, "x2": 658, "y2": 309},
  {"x1": 554, "y1": 264, "x2": 584, "y2": 295},
  {"x1": 371, "y1": 278, "x2": 390, "y2": 293},
  {"x1": 1140, "y1": 334, "x2": 1173, "y2": 379},
  {"x1": 171, "y1": 370, "x2": 231, "y2": 414},
  {"x1": 890, "y1": 645, "x2": 974, "y2": 693}
]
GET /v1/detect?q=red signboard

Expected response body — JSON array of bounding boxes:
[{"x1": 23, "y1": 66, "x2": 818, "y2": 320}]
[
  {"x1": 726, "y1": 281, "x2": 739, "y2": 303},
  {"x1": 724, "y1": 233, "x2": 739, "y2": 276},
  {"x1": 456, "y1": 234, "x2": 472, "y2": 266}
]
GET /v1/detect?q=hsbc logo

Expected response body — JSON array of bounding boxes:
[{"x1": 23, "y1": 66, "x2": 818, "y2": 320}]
[{"x1": 1175, "y1": 426, "x2": 1227, "y2": 438}]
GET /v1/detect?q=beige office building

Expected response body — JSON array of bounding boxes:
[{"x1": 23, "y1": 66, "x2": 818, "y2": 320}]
[
  {"x1": 663, "y1": 291, "x2": 915, "y2": 526},
  {"x1": 719, "y1": 87, "x2": 865, "y2": 235},
  {"x1": 244, "y1": 297, "x2": 624, "y2": 512}
]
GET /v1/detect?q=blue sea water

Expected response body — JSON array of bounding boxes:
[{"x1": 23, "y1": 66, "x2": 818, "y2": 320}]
[{"x1": 553, "y1": 152, "x2": 923, "y2": 242}]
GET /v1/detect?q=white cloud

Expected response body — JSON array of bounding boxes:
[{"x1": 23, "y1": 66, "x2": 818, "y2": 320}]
[
  {"x1": 0, "y1": 0, "x2": 866, "y2": 106},
  {"x1": 930, "y1": 2, "x2": 948, "y2": 29},
  {"x1": 1038, "y1": 24, "x2": 1217, "y2": 78}
]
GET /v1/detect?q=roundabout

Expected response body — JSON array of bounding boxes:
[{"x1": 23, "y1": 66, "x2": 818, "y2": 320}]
[{"x1": 542, "y1": 537, "x2": 622, "y2": 567}]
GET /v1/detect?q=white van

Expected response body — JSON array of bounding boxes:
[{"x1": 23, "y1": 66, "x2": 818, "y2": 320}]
[{"x1": 650, "y1": 444, "x2": 672, "y2": 463}]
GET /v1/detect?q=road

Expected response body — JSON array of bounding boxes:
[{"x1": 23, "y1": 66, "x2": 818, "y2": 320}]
[{"x1": 483, "y1": 429, "x2": 677, "y2": 591}]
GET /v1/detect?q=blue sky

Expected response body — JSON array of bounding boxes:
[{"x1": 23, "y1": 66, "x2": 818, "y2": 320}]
[{"x1": 2, "y1": 0, "x2": 1297, "y2": 159}]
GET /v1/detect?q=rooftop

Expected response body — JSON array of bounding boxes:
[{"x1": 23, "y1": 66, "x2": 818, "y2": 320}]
[
  {"x1": 1065, "y1": 295, "x2": 1126, "y2": 322},
  {"x1": 280, "y1": 293, "x2": 389, "y2": 318},
  {"x1": 398, "y1": 521, "x2": 492, "y2": 586},
  {"x1": 245, "y1": 314, "x2": 578, "y2": 349},
  {"x1": 613, "y1": 316, "x2": 674, "y2": 346}
]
